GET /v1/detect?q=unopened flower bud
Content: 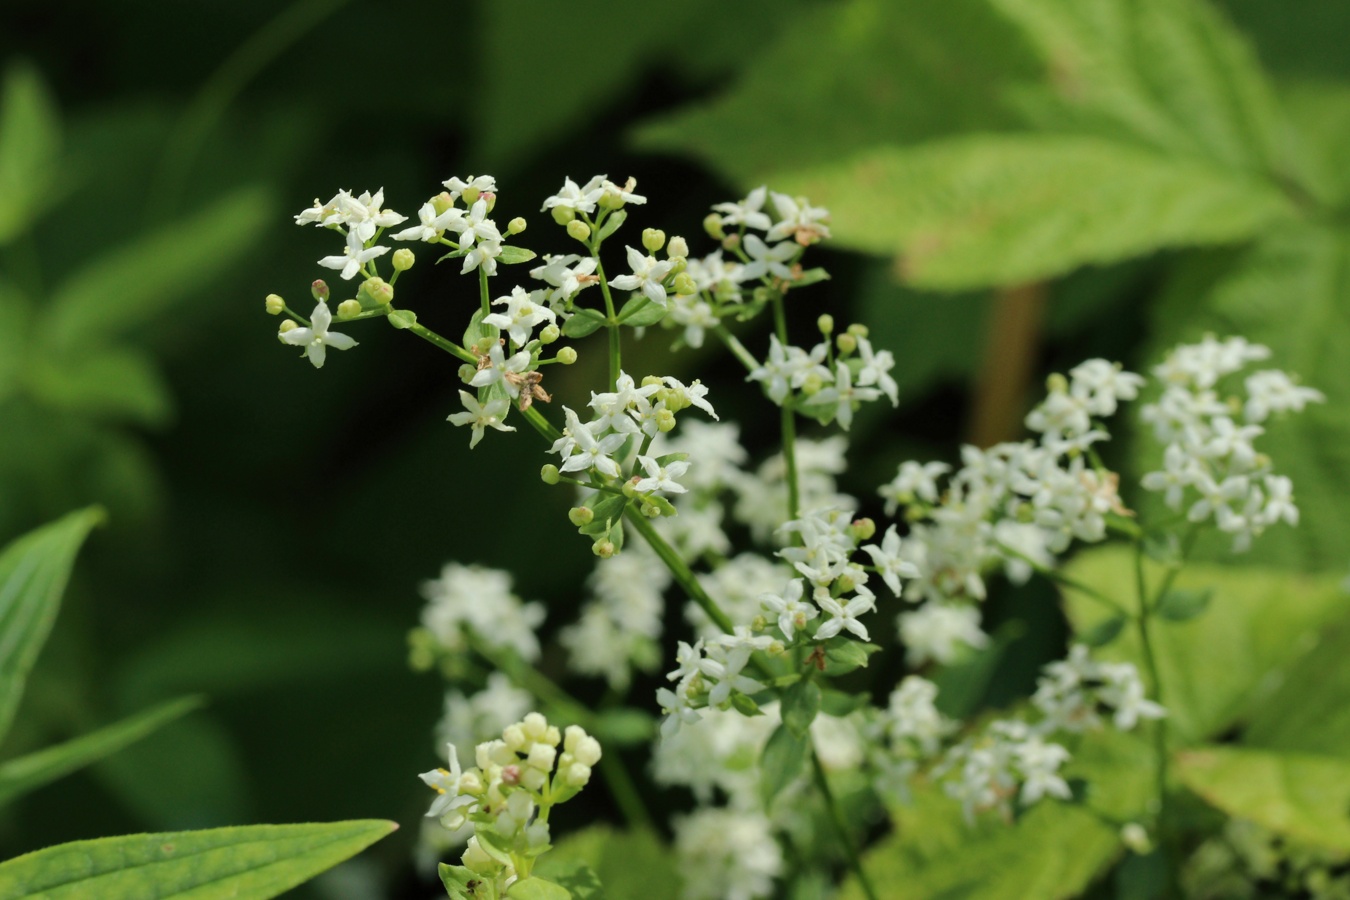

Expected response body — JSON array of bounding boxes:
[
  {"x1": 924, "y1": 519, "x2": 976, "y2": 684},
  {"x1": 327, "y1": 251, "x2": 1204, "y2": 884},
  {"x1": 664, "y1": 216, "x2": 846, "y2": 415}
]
[
  {"x1": 336, "y1": 299, "x2": 362, "y2": 318},
  {"x1": 522, "y1": 768, "x2": 547, "y2": 791},
  {"x1": 459, "y1": 364, "x2": 477, "y2": 382},
  {"x1": 642, "y1": 228, "x2": 666, "y2": 253},
  {"x1": 566, "y1": 762, "x2": 592, "y2": 786},
  {"x1": 801, "y1": 372, "x2": 824, "y2": 395},
  {"x1": 539, "y1": 323, "x2": 560, "y2": 344},
  {"x1": 463, "y1": 838, "x2": 496, "y2": 875},
  {"x1": 641, "y1": 500, "x2": 660, "y2": 518},
  {"x1": 265, "y1": 294, "x2": 285, "y2": 315},
  {"x1": 508, "y1": 217, "x2": 527, "y2": 235},
  {"x1": 642, "y1": 375, "x2": 663, "y2": 388},
  {"x1": 667, "y1": 235, "x2": 689, "y2": 259},
  {"x1": 672, "y1": 272, "x2": 697, "y2": 296},
  {"x1": 723, "y1": 234, "x2": 742, "y2": 252},
  {"x1": 847, "y1": 323, "x2": 869, "y2": 338},
  {"x1": 836, "y1": 333, "x2": 857, "y2": 355},
  {"x1": 1046, "y1": 372, "x2": 1069, "y2": 394},
  {"x1": 556, "y1": 346, "x2": 578, "y2": 365},
  {"x1": 431, "y1": 192, "x2": 455, "y2": 215},
  {"x1": 527, "y1": 743, "x2": 557, "y2": 770},
  {"x1": 657, "y1": 408, "x2": 677, "y2": 432},
  {"x1": 551, "y1": 206, "x2": 576, "y2": 225},
  {"x1": 566, "y1": 220, "x2": 591, "y2": 242},
  {"x1": 503, "y1": 724, "x2": 527, "y2": 750},
  {"x1": 522, "y1": 712, "x2": 548, "y2": 741},
  {"x1": 311, "y1": 280, "x2": 330, "y2": 302},
  {"x1": 703, "y1": 213, "x2": 725, "y2": 240},
  {"x1": 817, "y1": 314, "x2": 835, "y2": 335},
  {"x1": 751, "y1": 614, "x2": 769, "y2": 632},
  {"x1": 572, "y1": 734, "x2": 602, "y2": 767},
  {"x1": 278, "y1": 319, "x2": 299, "y2": 335},
  {"x1": 836, "y1": 574, "x2": 856, "y2": 594},
  {"x1": 475, "y1": 335, "x2": 496, "y2": 354},
  {"x1": 461, "y1": 186, "x2": 481, "y2": 206},
  {"x1": 850, "y1": 517, "x2": 877, "y2": 541},
  {"x1": 593, "y1": 540, "x2": 615, "y2": 558},
  {"x1": 500, "y1": 764, "x2": 522, "y2": 786},
  {"x1": 622, "y1": 479, "x2": 640, "y2": 499},
  {"x1": 767, "y1": 640, "x2": 786, "y2": 656},
  {"x1": 392, "y1": 248, "x2": 415, "y2": 271},
  {"x1": 569, "y1": 506, "x2": 593, "y2": 527},
  {"x1": 1121, "y1": 823, "x2": 1152, "y2": 854},
  {"x1": 363, "y1": 277, "x2": 394, "y2": 305},
  {"x1": 544, "y1": 725, "x2": 561, "y2": 747},
  {"x1": 541, "y1": 464, "x2": 561, "y2": 485}
]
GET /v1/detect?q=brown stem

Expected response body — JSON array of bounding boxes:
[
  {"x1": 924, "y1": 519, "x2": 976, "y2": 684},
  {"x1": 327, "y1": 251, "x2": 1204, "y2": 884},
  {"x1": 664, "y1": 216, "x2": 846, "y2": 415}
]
[{"x1": 966, "y1": 282, "x2": 1048, "y2": 448}]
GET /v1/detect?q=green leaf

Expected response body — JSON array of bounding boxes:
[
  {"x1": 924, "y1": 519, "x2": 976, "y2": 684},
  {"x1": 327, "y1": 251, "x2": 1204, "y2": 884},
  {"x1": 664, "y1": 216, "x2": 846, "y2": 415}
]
[
  {"x1": 780, "y1": 679, "x2": 821, "y2": 737},
  {"x1": 0, "y1": 820, "x2": 396, "y2": 899},
  {"x1": 1061, "y1": 546, "x2": 1346, "y2": 742},
  {"x1": 578, "y1": 493, "x2": 626, "y2": 537},
  {"x1": 0, "y1": 62, "x2": 62, "y2": 245},
  {"x1": 507, "y1": 877, "x2": 572, "y2": 900},
  {"x1": 499, "y1": 245, "x2": 538, "y2": 265},
  {"x1": 27, "y1": 349, "x2": 172, "y2": 426},
  {"x1": 1155, "y1": 587, "x2": 1213, "y2": 622},
  {"x1": 730, "y1": 693, "x2": 762, "y2": 718},
  {"x1": 632, "y1": 0, "x2": 1041, "y2": 184},
  {"x1": 760, "y1": 722, "x2": 809, "y2": 803},
  {"x1": 989, "y1": 0, "x2": 1296, "y2": 178},
  {"x1": 536, "y1": 827, "x2": 678, "y2": 900},
  {"x1": 41, "y1": 187, "x2": 274, "y2": 349},
  {"x1": 1079, "y1": 614, "x2": 1129, "y2": 648},
  {"x1": 1144, "y1": 225, "x2": 1350, "y2": 571},
  {"x1": 931, "y1": 621, "x2": 1027, "y2": 718},
  {"x1": 819, "y1": 690, "x2": 869, "y2": 718},
  {"x1": 773, "y1": 136, "x2": 1290, "y2": 290},
  {"x1": 840, "y1": 730, "x2": 1153, "y2": 900},
  {"x1": 1243, "y1": 617, "x2": 1350, "y2": 757},
  {"x1": 616, "y1": 296, "x2": 667, "y2": 327},
  {"x1": 387, "y1": 308, "x2": 418, "y2": 330},
  {"x1": 438, "y1": 862, "x2": 475, "y2": 898},
  {"x1": 0, "y1": 506, "x2": 103, "y2": 744},
  {"x1": 1176, "y1": 747, "x2": 1350, "y2": 852},
  {"x1": 0, "y1": 695, "x2": 200, "y2": 809},
  {"x1": 541, "y1": 860, "x2": 603, "y2": 900},
  {"x1": 562, "y1": 309, "x2": 608, "y2": 339},
  {"x1": 595, "y1": 210, "x2": 627, "y2": 245},
  {"x1": 591, "y1": 708, "x2": 655, "y2": 747},
  {"x1": 821, "y1": 639, "x2": 880, "y2": 676}
]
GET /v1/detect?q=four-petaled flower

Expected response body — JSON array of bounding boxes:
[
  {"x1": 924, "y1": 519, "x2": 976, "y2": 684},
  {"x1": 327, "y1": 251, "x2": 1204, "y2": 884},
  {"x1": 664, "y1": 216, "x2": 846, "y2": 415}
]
[
  {"x1": 608, "y1": 245, "x2": 674, "y2": 307},
  {"x1": 279, "y1": 302, "x2": 357, "y2": 368},
  {"x1": 447, "y1": 390, "x2": 516, "y2": 448}
]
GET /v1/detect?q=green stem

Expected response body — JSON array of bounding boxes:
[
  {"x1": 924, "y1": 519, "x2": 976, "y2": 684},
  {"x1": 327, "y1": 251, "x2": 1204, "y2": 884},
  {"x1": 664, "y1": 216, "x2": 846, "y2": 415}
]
[
  {"x1": 1133, "y1": 540, "x2": 1169, "y2": 823},
  {"x1": 811, "y1": 749, "x2": 878, "y2": 900},
  {"x1": 770, "y1": 295, "x2": 800, "y2": 518},
  {"x1": 407, "y1": 322, "x2": 476, "y2": 365},
  {"x1": 479, "y1": 266, "x2": 491, "y2": 324},
  {"x1": 996, "y1": 542, "x2": 1130, "y2": 618},
  {"x1": 713, "y1": 325, "x2": 761, "y2": 373},
  {"x1": 624, "y1": 510, "x2": 734, "y2": 634},
  {"x1": 593, "y1": 255, "x2": 622, "y2": 388}
]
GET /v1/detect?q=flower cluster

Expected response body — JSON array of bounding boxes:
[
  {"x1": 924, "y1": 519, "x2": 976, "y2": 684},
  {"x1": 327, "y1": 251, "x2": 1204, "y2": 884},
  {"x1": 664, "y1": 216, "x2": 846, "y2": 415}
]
[
  {"x1": 413, "y1": 563, "x2": 546, "y2": 663},
  {"x1": 1141, "y1": 336, "x2": 1323, "y2": 551},
  {"x1": 421, "y1": 713, "x2": 601, "y2": 891}
]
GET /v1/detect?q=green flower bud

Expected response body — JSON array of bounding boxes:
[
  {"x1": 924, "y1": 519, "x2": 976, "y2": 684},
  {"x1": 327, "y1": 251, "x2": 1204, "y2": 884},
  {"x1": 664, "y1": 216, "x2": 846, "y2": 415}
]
[
  {"x1": 817, "y1": 313, "x2": 835, "y2": 335},
  {"x1": 311, "y1": 280, "x2": 330, "y2": 302},
  {"x1": 461, "y1": 186, "x2": 481, "y2": 206},
  {"x1": 458, "y1": 364, "x2": 476, "y2": 382},
  {"x1": 850, "y1": 517, "x2": 877, "y2": 542},
  {"x1": 336, "y1": 299, "x2": 362, "y2": 318},
  {"x1": 278, "y1": 319, "x2": 299, "y2": 335},
  {"x1": 801, "y1": 372, "x2": 824, "y2": 395},
  {"x1": 508, "y1": 217, "x2": 527, "y2": 235},
  {"x1": 672, "y1": 272, "x2": 697, "y2": 296},
  {"x1": 567, "y1": 219, "x2": 592, "y2": 242},
  {"x1": 751, "y1": 614, "x2": 768, "y2": 632},
  {"x1": 431, "y1": 191, "x2": 455, "y2": 215},
  {"x1": 657, "y1": 408, "x2": 677, "y2": 432},
  {"x1": 540, "y1": 464, "x2": 561, "y2": 485},
  {"x1": 723, "y1": 234, "x2": 742, "y2": 253},
  {"x1": 667, "y1": 235, "x2": 689, "y2": 259},
  {"x1": 622, "y1": 479, "x2": 640, "y2": 499},
  {"x1": 265, "y1": 294, "x2": 285, "y2": 315},
  {"x1": 642, "y1": 228, "x2": 666, "y2": 253},
  {"x1": 703, "y1": 213, "x2": 725, "y2": 240},
  {"x1": 641, "y1": 500, "x2": 661, "y2": 518},
  {"x1": 539, "y1": 323, "x2": 560, "y2": 344},
  {"x1": 407, "y1": 627, "x2": 436, "y2": 672},
  {"x1": 836, "y1": 574, "x2": 856, "y2": 594},
  {"x1": 642, "y1": 375, "x2": 663, "y2": 388},
  {"x1": 556, "y1": 346, "x2": 578, "y2": 365},
  {"x1": 592, "y1": 540, "x2": 616, "y2": 558},
  {"x1": 569, "y1": 506, "x2": 594, "y2": 527},
  {"x1": 363, "y1": 277, "x2": 394, "y2": 305},
  {"x1": 475, "y1": 335, "x2": 496, "y2": 354},
  {"x1": 551, "y1": 206, "x2": 576, "y2": 225},
  {"x1": 847, "y1": 323, "x2": 869, "y2": 338},
  {"x1": 836, "y1": 333, "x2": 858, "y2": 355},
  {"x1": 670, "y1": 256, "x2": 687, "y2": 274},
  {"x1": 392, "y1": 248, "x2": 415, "y2": 271}
]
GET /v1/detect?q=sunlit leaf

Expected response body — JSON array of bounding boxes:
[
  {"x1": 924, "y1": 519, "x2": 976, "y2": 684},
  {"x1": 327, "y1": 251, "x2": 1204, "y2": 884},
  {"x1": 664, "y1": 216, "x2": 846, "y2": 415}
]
[{"x1": 0, "y1": 62, "x2": 62, "y2": 245}]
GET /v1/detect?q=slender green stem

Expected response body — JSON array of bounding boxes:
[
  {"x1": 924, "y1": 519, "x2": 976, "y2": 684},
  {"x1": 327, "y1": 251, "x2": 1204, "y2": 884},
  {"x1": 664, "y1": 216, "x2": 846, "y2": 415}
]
[
  {"x1": 1133, "y1": 541, "x2": 1169, "y2": 821},
  {"x1": 624, "y1": 511, "x2": 734, "y2": 634},
  {"x1": 996, "y1": 542, "x2": 1130, "y2": 618},
  {"x1": 592, "y1": 255, "x2": 622, "y2": 388},
  {"x1": 770, "y1": 295, "x2": 800, "y2": 518},
  {"x1": 407, "y1": 322, "x2": 476, "y2": 364},
  {"x1": 713, "y1": 325, "x2": 761, "y2": 373},
  {"x1": 811, "y1": 749, "x2": 878, "y2": 900},
  {"x1": 478, "y1": 267, "x2": 492, "y2": 322}
]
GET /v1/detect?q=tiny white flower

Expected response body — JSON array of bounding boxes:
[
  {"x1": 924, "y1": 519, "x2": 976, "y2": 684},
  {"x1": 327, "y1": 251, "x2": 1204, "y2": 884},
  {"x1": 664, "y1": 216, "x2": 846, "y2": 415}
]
[
  {"x1": 759, "y1": 579, "x2": 817, "y2": 641},
  {"x1": 443, "y1": 175, "x2": 497, "y2": 201},
  {"x1": 814, "y1": 591, "x2": 873, "y2": 642},
  {"x1": 739, "y1": 233, "x2": 798, "y2": 281},
  {"x1": 279, "y1": 302, "x2": 357, "y2": 368},
  {"x1": 608, "y1": 245, "x2": 675, "y2": 307},
  {"x1": 766, "y1": 192, "x2": 831, "y2": 245},
  {"x1": 484, "y1": 286, "x2": 556, "y2": 347},
  {"x1": 863, "y1": 525, "x2": 919, "y2": 596},
  {"x1": 447, "y1": 390, "x2": 516, "y2": 448},
  {"x1": 393, "y1": 201, "x2": 464, "y2": 243},
  {"x1": 318, "y1": 229, "x2": 390, "y2": 281},
  {"x1": 634, "y1": 455, "x2": 690, "y2": 495},
  {"x1": 542, "y1": 176, "x2": 604, "y2": 215},
  {"x1": 712, "y1": 186, "x2": 772, "y2": 232}
]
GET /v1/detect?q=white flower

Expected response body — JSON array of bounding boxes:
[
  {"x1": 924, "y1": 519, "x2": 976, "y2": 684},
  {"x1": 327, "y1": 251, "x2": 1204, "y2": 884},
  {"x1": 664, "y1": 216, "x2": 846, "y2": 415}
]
[
  {"x1": 634, "y1": 455, "x2": 690, "y2": 495},
  {"x1": 814, "y1": 589, "x2": 874, "y2": 641},
  {"x1": 393, "y1": 201, "x2": 463, "y2": 243},
  {"x1": 443, "y1": 174, "x2": 497, "y2": 201},
  {"x1": 447, "y1": 390, "x2": 516, "y2": 448},
  {"x1": 530, "y1": 253, "x2": 598, "y2": 308},
  {"x1": 556, "y1": 408, "x2": 626, "y2": 478},
  {"x1": 1069, "y1": 359, "x2": 1144, "y2": 417},
  {"x1": 863, "y1": 525, "x2": 920, "y2": 596},
  {"x1": 278, "y1": 302, "x2": 357, "y2": 368},
  {"x1": 712, "y1": 186, "x2": 772, "y2": 232},
  {"x1": 698, "y1": 643, "x2": 763, "y2": 706},
  {"x1": 1141, "y1": 442, "x2": 1202, "y2": 510},
  {"x1": 318, "y1": 229, "x2": 390, "y2": 280},
  {"x1": 898, "y1": 602, "x2": 988, "y2": 666},
  {"x1": 739, "y1": 233, "x2": 798, "y2": 281},
  {"x1": 469, "y1": 343, "x2": 532, "y2": 395},
  {"x1": 1244, "y1": 369, "x2": 1324, "y2": 422},
  {"x1": 668, "y1": 294, "x2": 719, "y2": 348},
  {"x1": 608, "y1": 245, "x2": 675, "y2": 307},
  {"x1": 887, "y1": 676, "x2": 954, "y2": 758},
  {"x1": 419, "y1": 744, "x2": 477, "y2": 829},
  {"x1": 758, "y1": 579, "x2": 817, "y2": 641},
  {"x1": 483, "y1": 286, "x2": 556, "y2": 347},
  {"x1": 661, "y1": 375, "x2": 718, "y2": 420},
  {"x1": 856, "y1": 337, "x2": 899, "y2": 406},
  {"x1": 336, "y1": 188, "x2": 406, "y2": 243},
  {"x1": 657, "y1": 686, "x2": 703, "y2": 738},
  {"x1": 879, "y1": 460, "x2": 950, "y2": 515},
  {"x1": 598, "y1": 176, "x2": 646, "y2": 207},
  {"x1": 446, "y1": 197, "x2": 501, "y2": 248},
  {"x1": 807, "y1": 362, "x2": 881, "y2": 430},
  {"x1": 766, "y1": 191, "x2": 831, "y2": 245},
  {"x1": 541, "y1": 176, "x2": 604, "y2": 215},
  {"x1": 673, "y1": 808, "x2": 782, "y2": 900}
]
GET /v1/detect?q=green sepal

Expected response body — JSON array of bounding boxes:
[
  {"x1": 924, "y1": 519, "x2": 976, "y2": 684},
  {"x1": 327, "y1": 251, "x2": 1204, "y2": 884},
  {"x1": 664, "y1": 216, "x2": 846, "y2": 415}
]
[
  {"x1": 760, "y1": 722, "x2": 809, "y2": 803},
  {"x1": 617, "y1": 295, "x2": 667, "y2": 327},
  {"x1": 821, "y1": 638, "x2": 880, "y2": 675},
  {"x1": 1156, "y1": 587, "x2": 1213, "y2": 622},
  {"x1": 781, "y1": 679, "x2": 821, "y2": 737},
  {"x1": 499, "y1": 245, "x2": 538, "y2": 265},
  {"x1": 596, "y1": 210, "x2": 627, "y2": 244},
  {"x1": 562, "y1": 309, "x2": 607, "y2": 338},
  {"x1": 387, "y1": 308, "x2": 418, "y2": 330}
]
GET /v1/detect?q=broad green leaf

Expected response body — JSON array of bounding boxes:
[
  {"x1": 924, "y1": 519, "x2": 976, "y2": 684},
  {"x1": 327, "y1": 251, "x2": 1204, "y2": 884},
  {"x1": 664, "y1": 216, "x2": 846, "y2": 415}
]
[
  {"x1": 616, "y1": 296, "x2": 666, "y2": 327},
  {"x1": 0, "y1": 506, "x2": 103, "y2": 744},
  {"x1": 536, "y1": 827, "x2": 679, "y2": 900},
  {"x1": 1079, "y1": 615, "x2": 1128, "y2": 648},
  {"x1": 633, "y1": 0, "x2": 1041, "y2": 184},
  {"x1": 840, "y1": 729, "x2": 1152, "y2": 899},
  {"x1": 1176, "y1": 747, "x2": 1350, "y2": 852},
  {"x1": 27, "y1": 348, "x2": 172, "y2": 426},
  {"x1": 1155, "y1": 587, "x2": 1213, "y2": 622},
  {"x1": 760, "y1": 722, "x2": 809, "y2": 803},
  {"x1": 508, "y1": 878, "x2": 572, "y2": 900},
  {"x1": 41, "y1": 187, "x2": 273, "y2": 348},
  {"x1": 773, "y1": 136, "x2": 1291, "y2": 290},
  {"x1": 781, "y1": 680, "x2": 821, "y2": 737},
  {"x1": 1243, "y1": 617, "x2": 1350, "y2": 757},
  {"x1": 0, "y1": 62, "x2": 62, "y2": 244},
  {"x1": 821, "y1": 639, "x2": 880, "y2": 676},
  {"x1": 0, "y1": 695, "x2": 199, "y2": 808},
  {"x1": 1275, "y1": 80, "x2": 1350, "y2": 207},
  {"x1": 498, "y1": 246, "x2": 537, "y2": 265},
  {"x1": 1223, "y1": 0, "x2": 1350, "y2": 82},
  {"x1": 989, "y1": 0, "x2": 1296, "y2": 179},
  {"x1": 562, "y1": 309, "x2": 607, "y2": 339},
  {"x1": 1061, "y1": 546, "x2": 1346, "y2": 742},
  {"x1": 931, "y1": 621, "x2": 1026, "y2": 718},
  {"x1": 1145, "y1": 225, "x2": 1350, "y2": 571},
  {"x1": 0, "y1": 820, "x2": 396, "y2": 899},
  {"x1": 539, "y1": 860, "x2": 603, "y2": 900}
]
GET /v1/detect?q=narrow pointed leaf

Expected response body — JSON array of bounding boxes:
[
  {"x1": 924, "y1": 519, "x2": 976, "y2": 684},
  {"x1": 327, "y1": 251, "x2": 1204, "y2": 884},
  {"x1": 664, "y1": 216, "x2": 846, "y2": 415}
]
[
  {"x1": 0, "y1": 820, "x2": 397, "y2": 899},
  {"x1": 0, "y1": 506, "x2": 104, "y2": 744},
  {"x1": 0, "y1": 695, "x2": 201, "y2": 808}
]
